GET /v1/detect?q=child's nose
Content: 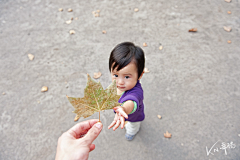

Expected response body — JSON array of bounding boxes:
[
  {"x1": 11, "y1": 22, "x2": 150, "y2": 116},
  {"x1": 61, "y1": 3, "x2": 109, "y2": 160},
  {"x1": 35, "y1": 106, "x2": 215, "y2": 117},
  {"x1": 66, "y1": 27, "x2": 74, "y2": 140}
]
[{"x1": 117, "y1": 78, "x2": 124, "y2": 85}]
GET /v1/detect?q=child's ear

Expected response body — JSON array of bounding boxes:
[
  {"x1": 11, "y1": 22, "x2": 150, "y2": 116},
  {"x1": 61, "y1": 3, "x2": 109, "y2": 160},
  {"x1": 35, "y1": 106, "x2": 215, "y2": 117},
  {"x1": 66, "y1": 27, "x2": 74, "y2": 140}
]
[{"x1": 138, "y1": 72, "x2": 144, "y2": 80}]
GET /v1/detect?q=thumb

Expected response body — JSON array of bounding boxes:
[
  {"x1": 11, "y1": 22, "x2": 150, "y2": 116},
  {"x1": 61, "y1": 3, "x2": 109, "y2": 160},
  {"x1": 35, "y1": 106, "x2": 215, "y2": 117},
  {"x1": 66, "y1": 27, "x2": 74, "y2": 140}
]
[{"x1": 82, "y1": 122, "x2": 102, "y2": 145}]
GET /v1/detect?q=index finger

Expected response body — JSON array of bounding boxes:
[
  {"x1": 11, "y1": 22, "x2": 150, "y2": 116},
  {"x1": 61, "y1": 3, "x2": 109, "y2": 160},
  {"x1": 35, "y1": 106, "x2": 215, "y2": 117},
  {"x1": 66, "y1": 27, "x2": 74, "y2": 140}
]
[{"x1": 67, "y1": 119, "x2": 99, "y2": 138}]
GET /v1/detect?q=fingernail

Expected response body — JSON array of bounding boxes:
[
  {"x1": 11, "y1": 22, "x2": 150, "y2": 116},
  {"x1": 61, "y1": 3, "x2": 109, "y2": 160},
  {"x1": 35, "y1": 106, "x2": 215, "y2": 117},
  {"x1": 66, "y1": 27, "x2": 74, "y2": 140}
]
[{"x1": 95, "y1": 122, "x2": 102, "y2": 129}]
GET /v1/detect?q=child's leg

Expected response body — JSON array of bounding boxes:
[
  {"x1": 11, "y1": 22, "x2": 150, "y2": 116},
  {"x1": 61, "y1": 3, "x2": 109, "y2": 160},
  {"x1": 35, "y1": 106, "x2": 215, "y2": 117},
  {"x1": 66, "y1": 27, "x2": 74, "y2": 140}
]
[{"x1": 125, "y1": 121, "x2": 141, "y2": 136}]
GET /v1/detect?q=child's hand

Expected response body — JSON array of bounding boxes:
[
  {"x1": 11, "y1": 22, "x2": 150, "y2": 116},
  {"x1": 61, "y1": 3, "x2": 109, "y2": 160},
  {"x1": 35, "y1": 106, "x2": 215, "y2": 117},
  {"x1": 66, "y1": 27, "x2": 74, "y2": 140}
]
[{"x1": 108, "y1": 106, "x2": 128, "y2": 131}]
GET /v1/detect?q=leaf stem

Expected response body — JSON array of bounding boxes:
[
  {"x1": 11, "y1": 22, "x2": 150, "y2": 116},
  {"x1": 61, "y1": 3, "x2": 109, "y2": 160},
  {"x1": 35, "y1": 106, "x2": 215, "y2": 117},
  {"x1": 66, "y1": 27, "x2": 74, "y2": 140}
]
[{"x1": 99, "y1": 111, "x2": 100, "y2": 122}]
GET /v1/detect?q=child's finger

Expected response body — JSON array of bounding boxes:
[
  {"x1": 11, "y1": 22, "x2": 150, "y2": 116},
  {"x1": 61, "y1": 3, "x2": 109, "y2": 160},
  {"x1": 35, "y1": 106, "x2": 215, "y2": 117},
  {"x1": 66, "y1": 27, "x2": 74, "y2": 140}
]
[
  {"x1": 108, "y1": 120, "x2": 116, "y2": 129},
  {"x1": 113, "y1": 119, "x2": 120, "y2": 131},
  {"x1": 120, "y1": 117, "x2": 125, "y2": 129}
]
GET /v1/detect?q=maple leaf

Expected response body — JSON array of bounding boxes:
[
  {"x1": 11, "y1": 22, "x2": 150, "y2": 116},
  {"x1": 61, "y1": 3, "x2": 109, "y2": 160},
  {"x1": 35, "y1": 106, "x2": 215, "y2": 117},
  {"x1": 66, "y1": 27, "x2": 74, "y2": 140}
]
[{"x1": 67, "y1": 74, "x2": 121, "y2": 121}]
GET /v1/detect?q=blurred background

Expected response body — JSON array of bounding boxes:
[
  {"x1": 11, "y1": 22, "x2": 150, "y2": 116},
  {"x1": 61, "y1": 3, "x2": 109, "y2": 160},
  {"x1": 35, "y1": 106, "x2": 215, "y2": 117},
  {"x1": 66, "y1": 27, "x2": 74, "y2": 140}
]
[{"x1": 0, "y1": 0, "x2": 239, "y2": 159}]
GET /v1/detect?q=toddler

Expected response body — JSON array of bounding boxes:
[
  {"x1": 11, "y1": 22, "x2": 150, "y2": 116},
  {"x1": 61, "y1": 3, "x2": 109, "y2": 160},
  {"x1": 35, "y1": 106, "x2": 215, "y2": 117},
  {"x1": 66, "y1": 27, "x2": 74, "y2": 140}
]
[{"x1": 108, "y1": 42, "x2": 145, "y2": 141}]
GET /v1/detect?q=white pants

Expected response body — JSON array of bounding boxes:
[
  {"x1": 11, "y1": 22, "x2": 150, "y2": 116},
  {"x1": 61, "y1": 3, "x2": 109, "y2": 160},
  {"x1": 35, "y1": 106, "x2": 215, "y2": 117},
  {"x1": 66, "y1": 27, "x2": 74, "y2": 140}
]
[{"x1": 125, "y1": 121, "x2": 141, "y2": 135}]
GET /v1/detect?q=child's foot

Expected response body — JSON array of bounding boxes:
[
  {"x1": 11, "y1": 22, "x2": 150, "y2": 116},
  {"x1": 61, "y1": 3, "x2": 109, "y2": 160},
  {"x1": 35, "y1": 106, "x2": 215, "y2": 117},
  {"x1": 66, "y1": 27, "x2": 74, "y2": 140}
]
[{"x1": 125, "y1": 133, "x2": 135, "y2": 141}]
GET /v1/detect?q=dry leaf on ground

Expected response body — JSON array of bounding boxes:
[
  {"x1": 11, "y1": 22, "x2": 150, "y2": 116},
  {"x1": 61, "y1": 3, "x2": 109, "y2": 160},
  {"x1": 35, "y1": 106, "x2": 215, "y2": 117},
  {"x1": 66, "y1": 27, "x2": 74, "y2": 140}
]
[
  {"x1": 59, "y1": 8, "x2": 63, "y2": 12},
  {"x1": 225, "y1": 0, "x2": 231, "y2": 2},
  {"x1": 74, "y1": 115, "x2": 80, "y2": 121},
  {"x1": 134, "y1": 8, "x2": 139, "y2": 12},
  {"x1": 223, "y1": 26, "x2": 232, "y2": 32},
  {"x1": 143, "y1": 43, "x2": 147, "y2": 47},
  {"x1": 41, "y1": 86, "x2": 48, "y2": 92},
  {"x1": 66, "y1": 20, "x2": 72, "y2": 24},
  {"x1": 68, "y1": 8, "x2": 73, "y2": 12},
  {"x1": 227, "y1": 11, "x2": 231, "y2": 14},
  {"x1": 144, "y1": 68, "x2": 150, "y2": 73},
  {"x1": 69, "y1": 30, "x2": 75, "y2": 34},
  {"x1": 164, "y1": 131, "x2": 172, "y2": 138},
  {"x1": 102, "y1": 30, "x2": 107, "y2": 34},
  {"x1": 94, "y1": 13, "x2": 100, "y2": 17},
  {"x1": 28, "y1": 54, "x2": 34, "y2": 61},
  {"x1": 189, "y1": 28, "x2": 197, "y2": 32},
  {"x1": 159, "y1": 46, "x2": 163, "y2": 50},
  {"x1": 92, "y1": 10, "x2": 100, "y2": 17},
  {"x1": 93, "y1": 72, "x2": 102, "y2": 79},
  {"x1": 157, "y1": 115, "x2": 162, "y2": 119},
  {"x1": 228, "y1": 40, "x2": 231, "y2": 44},
  {"x1": 67, "y1": 74, "x2": 121, "y2": 121}
]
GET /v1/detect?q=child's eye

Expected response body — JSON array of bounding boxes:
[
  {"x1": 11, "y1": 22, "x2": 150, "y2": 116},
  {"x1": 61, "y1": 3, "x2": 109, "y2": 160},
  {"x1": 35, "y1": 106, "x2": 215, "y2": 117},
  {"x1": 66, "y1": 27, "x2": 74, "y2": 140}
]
[
  {"x1": 114, "y1": 74, "x2": 118, "y2": 77},
  {"x1": 125, "y1": 76, "x2": 130, "y2": 79}
]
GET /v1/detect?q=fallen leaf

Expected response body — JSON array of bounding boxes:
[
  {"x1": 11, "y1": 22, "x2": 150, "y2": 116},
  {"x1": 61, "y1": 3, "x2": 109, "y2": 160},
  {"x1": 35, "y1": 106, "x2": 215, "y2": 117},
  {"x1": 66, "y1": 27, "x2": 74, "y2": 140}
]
[
  {"x1": 93, "y1": 72, "x2": 102, "y2": 79},
  {"x1": 223, "y1": 26, "x2": 232, "y2": 32},
  {"x1": 69, "y1": 30, "x2": 75, "y2": 34},
  {"x1": 157, "y1": 115, "x2": 162, "y2": 119},
  {"x1": 189, "y1": 28, "x2": 197, "y2": 32},
  {"x1": 134, "y1": 8, "x2": 139, "y2": 12},
  {"x1": 66, "y1": 20, "x2": 72, "y2": 24},
  {"x1": 94, "y1": 13, "x2": 100, "y2": 17},
  {"x1": 41, "y1": 86, "x2": 48, "y2": 92},
  {"x1": 144, "y1": 68, "x2": 150, "y2": 73},
  {"x1": 74, "y1": 115, "x2": 80, "y2": 121},
  {"x1": 143, "y1": 43, "x2": 147, "y2": 47},
  {"x1": 225, "y1": 0, "x2": 231, "y2": 2},
  {"x1": 102, "y1": 30, "x2": 107, "y2": 34},
  {"x1": 227, "y1": 11, "x2": 231, "y2": 14},
  {"x1": 67, "y1": 74, "x2": 121, "y2": 121},
  {"x1": 159, "y1": 46, "x2": 163, "y2": 50},
  {"x1": 59, "y1": 8, "x2": 63, "y2": 12},
  {"x1": 228, "y1": 40, "x2": 231, "y2": 44},
  {"x1": 68, "y1": 8, "x2": 73, "y2": 12},
  {"x1": 164, "y1": 131, "x2": 172, "y2": 138},
  {"x1": 28, "y1": 54, "x2": 34, "y2": 61}
]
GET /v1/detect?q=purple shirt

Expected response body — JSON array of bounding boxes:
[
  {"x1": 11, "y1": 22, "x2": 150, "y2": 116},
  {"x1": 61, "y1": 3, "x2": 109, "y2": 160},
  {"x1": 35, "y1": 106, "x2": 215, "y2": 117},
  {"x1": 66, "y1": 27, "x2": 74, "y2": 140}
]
[{"x1": 118, "y1": 80, "x2": 145, "y2": 122}]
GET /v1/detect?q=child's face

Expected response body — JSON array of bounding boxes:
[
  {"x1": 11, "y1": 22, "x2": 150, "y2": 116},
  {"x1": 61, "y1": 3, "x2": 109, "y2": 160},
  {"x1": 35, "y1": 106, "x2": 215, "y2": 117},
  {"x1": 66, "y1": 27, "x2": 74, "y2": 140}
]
[{"x1": 111, "y1": 62, "x2": 139, "y2": 92}]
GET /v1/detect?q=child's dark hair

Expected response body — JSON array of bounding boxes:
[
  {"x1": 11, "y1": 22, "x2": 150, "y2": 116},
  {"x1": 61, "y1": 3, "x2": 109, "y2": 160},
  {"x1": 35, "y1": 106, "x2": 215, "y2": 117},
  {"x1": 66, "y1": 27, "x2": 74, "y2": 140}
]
[{"x1": 109, "y1": 42, "x2": 145, "y2": 79}]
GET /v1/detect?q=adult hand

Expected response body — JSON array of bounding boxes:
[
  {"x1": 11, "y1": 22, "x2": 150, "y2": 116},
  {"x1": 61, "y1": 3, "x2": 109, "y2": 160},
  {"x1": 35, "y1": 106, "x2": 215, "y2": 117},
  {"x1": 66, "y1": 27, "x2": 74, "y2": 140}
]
[{"x1": 55, "y1": 119, "x2": 102, "y2": 160}]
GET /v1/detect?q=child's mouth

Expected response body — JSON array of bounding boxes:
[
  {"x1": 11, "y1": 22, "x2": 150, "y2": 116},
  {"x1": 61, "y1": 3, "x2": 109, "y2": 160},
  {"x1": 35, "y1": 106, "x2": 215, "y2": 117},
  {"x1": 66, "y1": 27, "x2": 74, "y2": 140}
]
[{"x1": 118, "y1": 86, "x2": 125, "y2": 89}]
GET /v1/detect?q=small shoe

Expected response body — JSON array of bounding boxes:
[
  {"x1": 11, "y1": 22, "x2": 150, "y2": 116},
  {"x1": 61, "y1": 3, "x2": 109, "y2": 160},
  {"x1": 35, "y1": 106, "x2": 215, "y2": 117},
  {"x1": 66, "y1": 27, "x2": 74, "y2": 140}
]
[{"x1": 125, "y1": 133, "x2": 135, "y2": 141}]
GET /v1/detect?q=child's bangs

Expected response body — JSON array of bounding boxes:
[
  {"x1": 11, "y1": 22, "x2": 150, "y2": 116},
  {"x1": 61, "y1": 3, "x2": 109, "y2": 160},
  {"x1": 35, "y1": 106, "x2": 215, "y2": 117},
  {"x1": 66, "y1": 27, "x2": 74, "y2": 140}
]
[{"x1": 112, "y1": 57, "x2": 134, "y2": 72}]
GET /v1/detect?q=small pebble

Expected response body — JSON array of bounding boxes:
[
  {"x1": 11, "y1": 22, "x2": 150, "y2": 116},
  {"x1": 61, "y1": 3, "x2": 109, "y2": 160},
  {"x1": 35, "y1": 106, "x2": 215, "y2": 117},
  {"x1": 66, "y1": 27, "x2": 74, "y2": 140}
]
[
  {"x1": 227, "y1": 11, "x2": 231, "y2": 14},
  {"x1": 134, "y1": 8, "x2": 139, "y2": 12},
  {"x1": 59, "y1": 8, "x2": 63, "y2": 12},
  {"x1": 227, "y1": 40, "x2": 231, "y2": 44},
  {"x1": 2, "y1": 92, "x2": 5, "y2": 95},
  {"x1": 68, "y1": 8, "x2": 73, "y2": 12},
  {"x1": 159, "y1": 46, "x2": 163, "y2": 50},
  {"x1": 143, "y1": 42, "x2": 147, "y2": 47}
]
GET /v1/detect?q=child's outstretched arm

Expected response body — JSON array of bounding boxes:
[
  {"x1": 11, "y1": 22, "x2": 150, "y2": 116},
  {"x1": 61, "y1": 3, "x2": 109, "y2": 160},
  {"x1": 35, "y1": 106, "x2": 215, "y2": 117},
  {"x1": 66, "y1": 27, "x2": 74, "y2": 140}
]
[{"x1": 108, "y1": 101, "x2": 134, "y2": 131}]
